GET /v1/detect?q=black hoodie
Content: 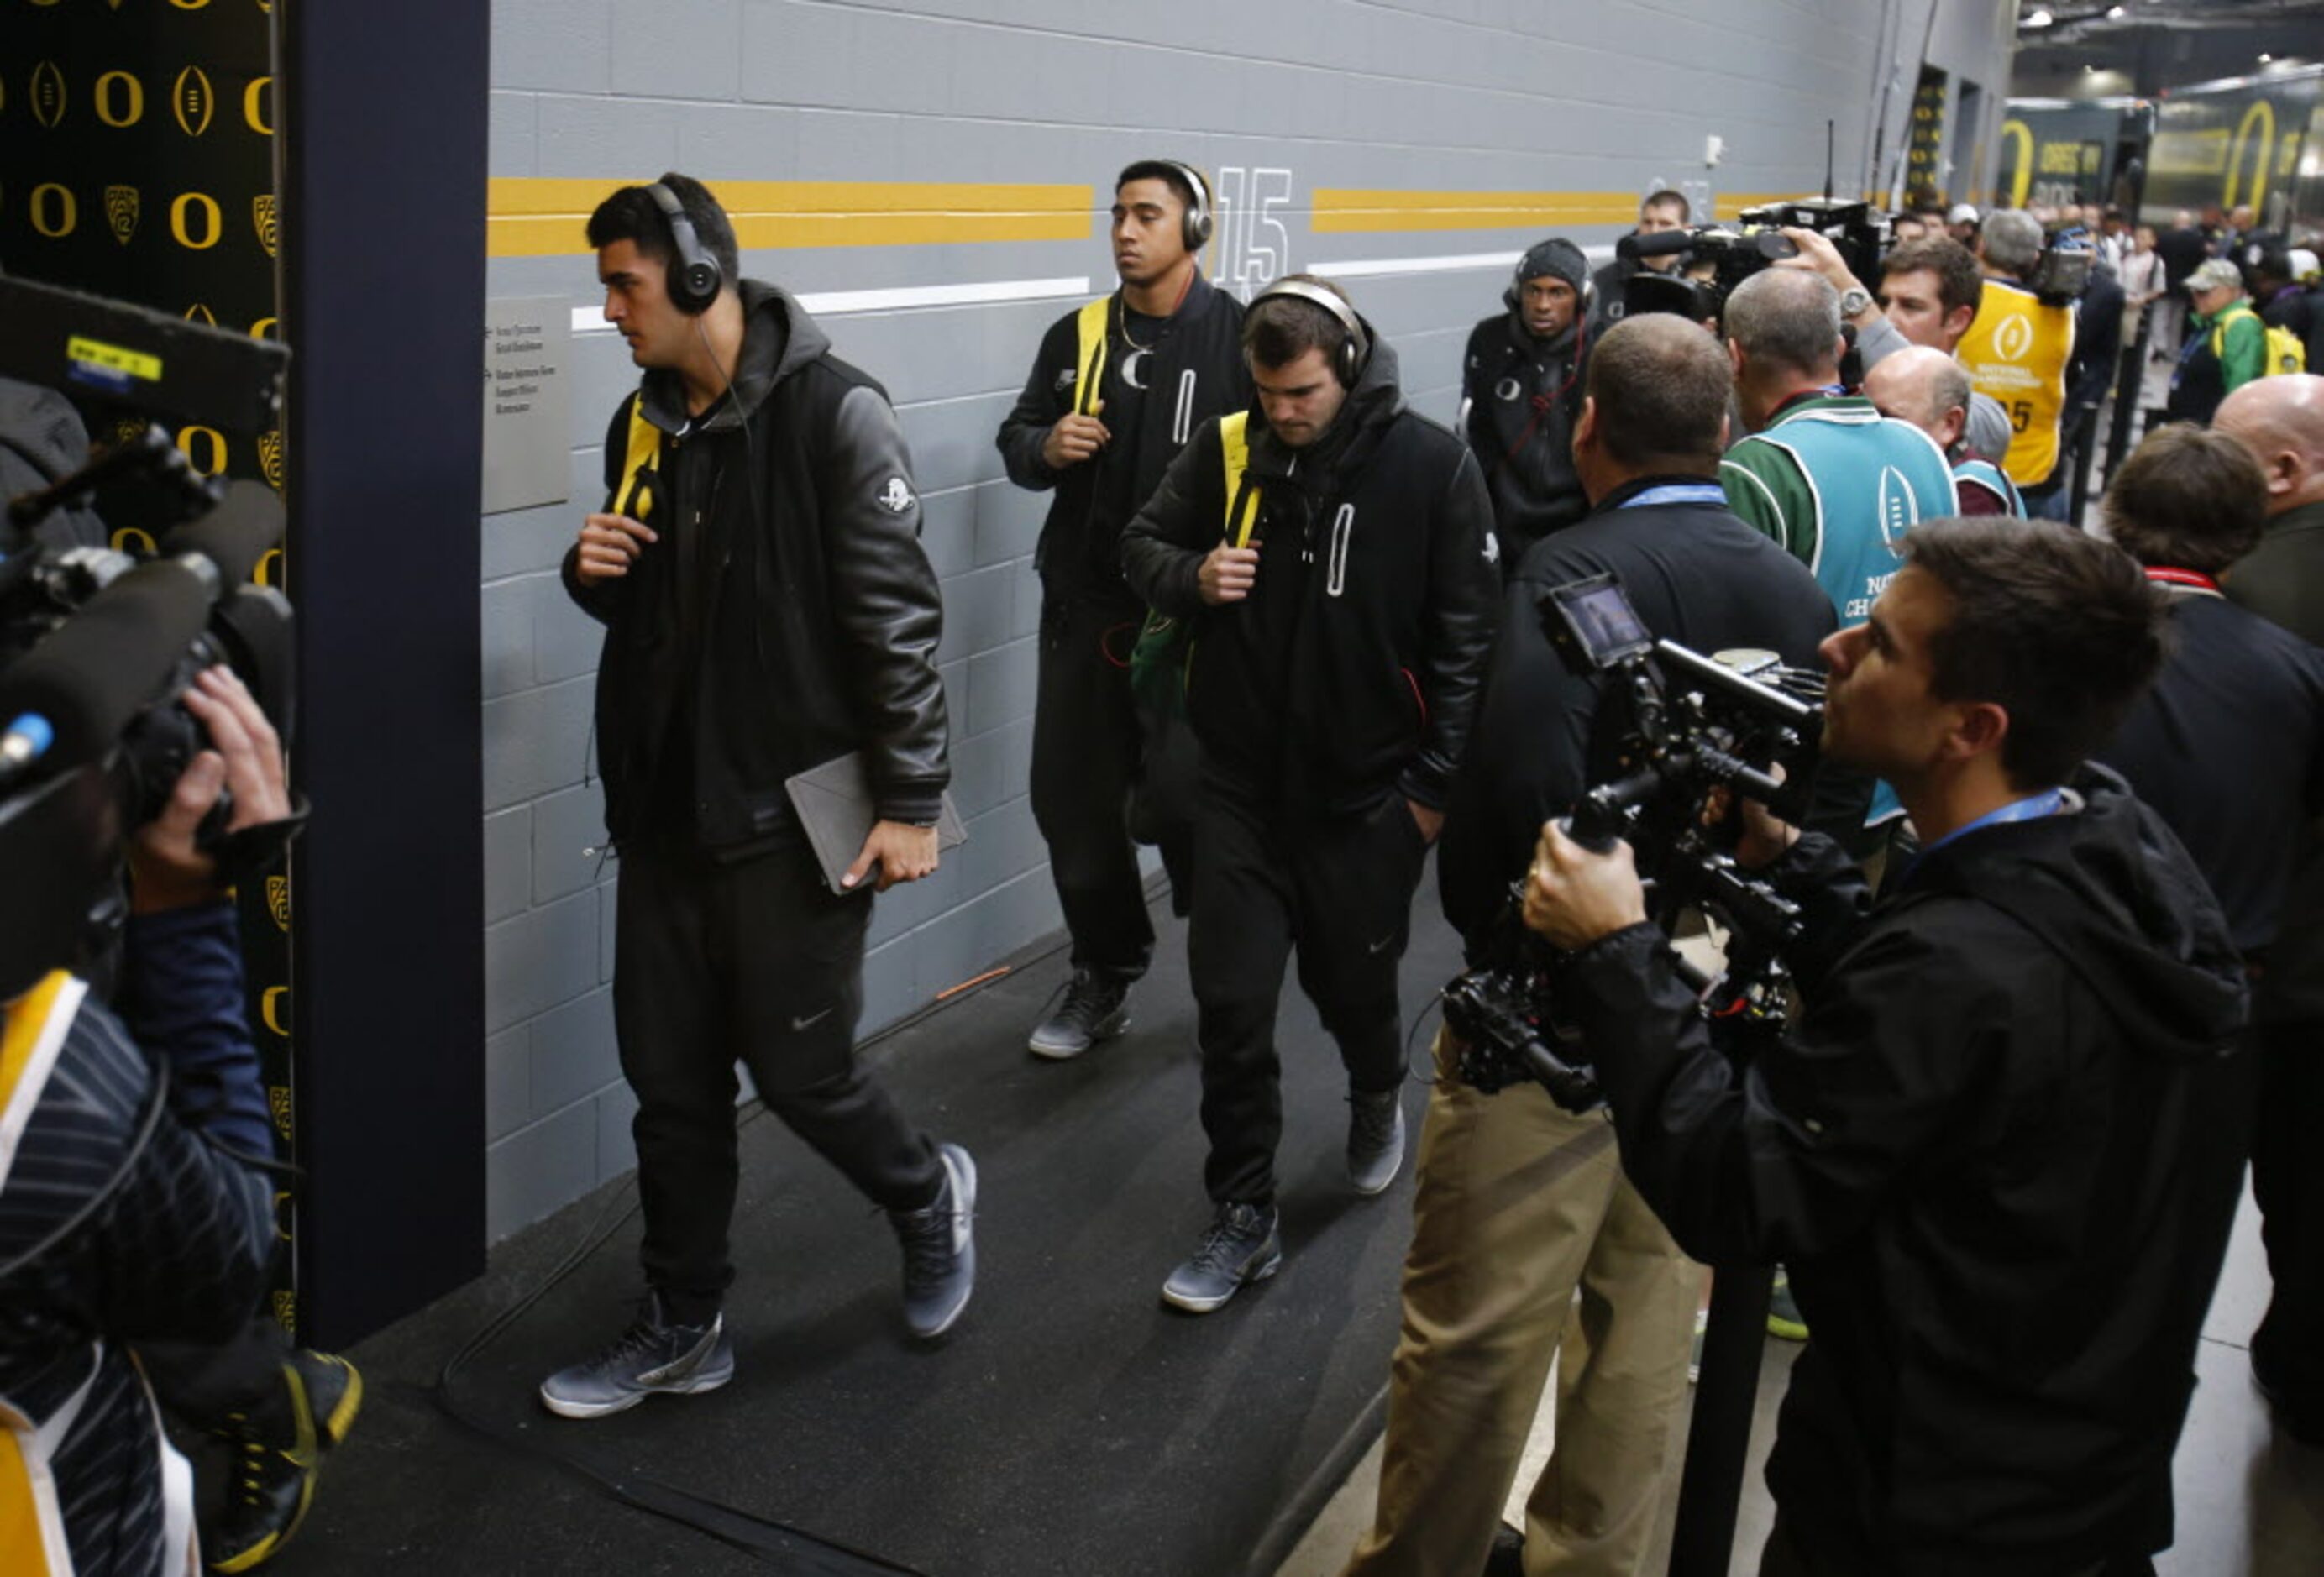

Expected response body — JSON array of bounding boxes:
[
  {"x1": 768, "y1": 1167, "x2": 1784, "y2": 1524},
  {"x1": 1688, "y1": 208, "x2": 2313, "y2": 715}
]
[
  {"x1": 1562, "y1": 765, "x2": 2250, "y2": 1574},
  {"x1": 1119, "y1": 331, "x2": 1501, "y2": 817},
  {"x1": 1459, "y1": 308, "x2": 1589, "y2": 570},
  {"x1": 564, "y1": 281, "x2": 948, "y2": 850}
]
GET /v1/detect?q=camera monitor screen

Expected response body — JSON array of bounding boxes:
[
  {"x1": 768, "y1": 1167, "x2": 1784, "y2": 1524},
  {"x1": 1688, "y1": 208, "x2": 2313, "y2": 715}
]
[{"x1": 1550, "y1": 574, "x2": 1655, "y2": 668}]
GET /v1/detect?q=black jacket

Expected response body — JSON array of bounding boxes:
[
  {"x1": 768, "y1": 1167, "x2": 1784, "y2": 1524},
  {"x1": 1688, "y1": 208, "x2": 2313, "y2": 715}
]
[
  {"x1": 564, "y1": 281, "x2": 947, "y2": 848},
  {"x1": 1437, "y1": 480, "x2": 1835, "y2": 951},
  {"x1": 1564, "y1": 767, "x2": 2250, "y2": 1574},
  {"x1": 1119, "y1": 333, "x2": 1501, "y2": 815},
  {"x1": 2098, "y1": 590, "x2": 2324, "y2": 958},
  {"x1": 995, "y1": 275, "x2": 1246, "y2": 604},
  {"x1": 1459, "y1": 310, "x2": 1588, "y2": 569}
]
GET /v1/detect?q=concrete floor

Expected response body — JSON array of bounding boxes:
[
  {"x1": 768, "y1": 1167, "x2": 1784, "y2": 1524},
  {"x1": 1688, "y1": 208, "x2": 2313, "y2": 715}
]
[{"x1": 1273, "y1": 1179, "x2": 2324, "y2": 1576}]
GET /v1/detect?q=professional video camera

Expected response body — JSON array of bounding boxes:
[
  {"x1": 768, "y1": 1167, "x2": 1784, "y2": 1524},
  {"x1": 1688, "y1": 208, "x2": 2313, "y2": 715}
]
[
  {"x1": 0, "y1": 276, "x2": 296, "y2": 1000},
  {"x1": 1618, "y1": 196, "x2": 1896, "y2": 327},
  {"x1": 2025, "y1": 225, "x2": 2096, "y2": 306},
  {"x1": 1440, "y1": 574, "x2": 1825, "y2": 1112}
]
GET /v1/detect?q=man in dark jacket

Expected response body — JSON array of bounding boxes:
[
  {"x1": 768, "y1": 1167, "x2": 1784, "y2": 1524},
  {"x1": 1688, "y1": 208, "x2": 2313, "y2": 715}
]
[
  {"x1": 1520, "y1": 518, "x2": 2251, "y2": 1574},
  {"x1": 1346, "y1": 317, "x2": 1835, "y2": 1577},
  {"x1": 2215, "y1": 373, "x2": 2324, "y2": 1444},
  {"x1": 1120, "y1": 275, "x2": 1499, "y2": 1312},
  {"x1": 546, "y1": 175, "x2": 973, "y2": 1417},
  {"x1": 995, "y1": 160, "x2": 1248, "y2": 1060},
  {"x1": 1461, "y1": 237, "x2": 1593, "y2": 572},
  {"x1": 1589, "y1": 188, "x2": 1691, "y2": 330}
]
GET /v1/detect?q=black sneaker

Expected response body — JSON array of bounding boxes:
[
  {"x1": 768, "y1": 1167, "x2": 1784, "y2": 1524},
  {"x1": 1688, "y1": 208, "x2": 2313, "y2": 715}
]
[
  {"x1": 1028, "y1": 969, "x2": 1131, "y2": 1059},
  {"x1": 538, "y1": 1293, "x2": 734, "y2": 1420},
  {"x1": 206, "y1": 1351, "x2": 362, "y2": 1573},
  {"x1": 1348, "y1": 1087, "x2": 1407, "y2": 1196},
  {"x1": 1483, "y1": 1522, "x2": 1526, "y2": 1577},
  {"x1": 892, "y1": 1142, "x2": 977, "y2": 1339},
  {"x1": 1161, "y1": 1202, "x2": 1282, "y2": 1313}
]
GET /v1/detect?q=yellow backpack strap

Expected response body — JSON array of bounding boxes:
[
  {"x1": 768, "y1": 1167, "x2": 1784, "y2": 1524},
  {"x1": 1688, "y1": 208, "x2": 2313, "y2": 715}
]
[
  {"x1": 1218, "y1": 411, "x2": 1260, "y2": 547},
  {"x1": 1073, "y1": 296, "x2": 1110, "y2": 419},
  {"x1": 616, "y1": 399, "x2": 663, "y2": 522},
  {"x1": 2211, "y1": 303, "x2": 2258, "y2": 359}
]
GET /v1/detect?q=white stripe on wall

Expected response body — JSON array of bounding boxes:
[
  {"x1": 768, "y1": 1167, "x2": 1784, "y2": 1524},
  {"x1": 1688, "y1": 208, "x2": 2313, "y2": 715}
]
[
  {"x1": 569, "y1": 275, "x2": 1091, "y2": 334},
  {"x1": 1308, "y1": 245, "x2": 1617, "y2": 280}
]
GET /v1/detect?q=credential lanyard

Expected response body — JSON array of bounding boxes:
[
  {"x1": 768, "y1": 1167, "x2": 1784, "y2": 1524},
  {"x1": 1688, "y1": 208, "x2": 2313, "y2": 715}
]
[
  {"x1": 1905, "y1": 787, "x2": 2067, "y2": 882},
  {"x1": 1616, "y1": 484, "x2": 1729, "y2": 511}
]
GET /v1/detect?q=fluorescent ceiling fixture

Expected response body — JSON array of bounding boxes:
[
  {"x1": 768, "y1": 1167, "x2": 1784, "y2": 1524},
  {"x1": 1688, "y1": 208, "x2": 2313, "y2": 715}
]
[
  {"x1": 2022, "y1": 7, "x2": 2054, "y2": 25},
  {"x1": 2260, "y1": 52, "x2": 2274, "y2": 62},
  {"x1": 2106, "y1": 4, "x2": 2125, "y2": 15}
]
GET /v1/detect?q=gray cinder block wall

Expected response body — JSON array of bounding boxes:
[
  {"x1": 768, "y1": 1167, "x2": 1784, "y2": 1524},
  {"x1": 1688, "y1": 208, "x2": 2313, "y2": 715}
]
[{"x1": 478, "y1": 0, "x2": 2017, "y2": 1240}]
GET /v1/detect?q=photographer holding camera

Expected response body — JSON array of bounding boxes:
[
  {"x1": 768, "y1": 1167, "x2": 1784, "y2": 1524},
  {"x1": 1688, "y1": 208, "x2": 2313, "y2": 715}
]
[
  {"x1": 1, "y1": 666, "x2": 291, "y2": 1576},
  {"x1": 1344, "y1": 315, "x2": 1833, "y2": 1577},
  {"x1": 1519, "y1": 518, "x2": 2251, "y2": 1575}
]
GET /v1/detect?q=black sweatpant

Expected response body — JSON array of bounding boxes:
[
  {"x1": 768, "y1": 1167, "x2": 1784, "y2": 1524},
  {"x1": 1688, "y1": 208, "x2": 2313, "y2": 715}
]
[
  {"x1": 614, "y1": 836, "x2": 942, "y2": 1326},
  {"x1": 1031, "y1": 589, "x2": 1167, "y2": 979},
  {"x1": 1189, "y1": 774, "x2": 1430, "y2": 1208},
  {"x1": 2251, "y1": 1016, "x2": 2323, "y2": 1428}
]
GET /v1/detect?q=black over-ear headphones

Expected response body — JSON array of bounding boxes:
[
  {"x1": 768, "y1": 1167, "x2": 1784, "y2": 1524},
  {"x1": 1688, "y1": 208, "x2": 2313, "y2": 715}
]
[
  {"x1": 1503, "y1": 239, "x2": 1596, "y2": 314},
  {"x1": 1250, "y1": 277, "x2": 1370, "y2": 388},
  {"x1": 647, "y1": 181, "x2": 723, "y2": 315},
  {"x1": 1161, "y1": 160, "x2": 1215, "y2": 253}
]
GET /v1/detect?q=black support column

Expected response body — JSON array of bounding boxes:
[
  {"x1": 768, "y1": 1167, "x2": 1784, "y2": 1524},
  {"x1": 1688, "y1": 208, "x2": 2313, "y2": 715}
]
[{"x1": 281, "y1": 0, "x2": 488, "y2": 1345}]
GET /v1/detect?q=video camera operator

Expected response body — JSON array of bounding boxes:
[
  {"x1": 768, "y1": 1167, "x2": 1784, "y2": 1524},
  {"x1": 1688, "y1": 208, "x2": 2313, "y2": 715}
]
[
  {"x1": 1343, "y1": 316, "x2": 1834, "y2": 1577},
  {"x1": 1, "y1": 666, "x2": 290, "y2": 1576},
  {"x1": 1519, "y1": 518, "x2": 2252, "y2": 1575}
]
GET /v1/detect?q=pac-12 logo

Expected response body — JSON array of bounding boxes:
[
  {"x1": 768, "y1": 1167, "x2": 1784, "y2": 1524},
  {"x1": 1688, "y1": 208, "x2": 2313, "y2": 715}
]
[{"x1": 105, "y1": 185, "x2": 139, "y2": 245}]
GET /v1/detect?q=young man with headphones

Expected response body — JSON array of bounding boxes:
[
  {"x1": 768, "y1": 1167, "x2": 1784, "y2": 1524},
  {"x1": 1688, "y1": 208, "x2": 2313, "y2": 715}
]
[
  {"x1": 1459, "y1": 238, "x2": 1595, "y2": 573},
  {"x1": 549, "y1": 174, "x2": 973, "y2": 1417},
  {"x1": 995, "y1": 160, "x2": 1249, "y2": 1061},
  {"x1": 1120, "y1": 274, "x2": 1500, "y2": 1312}
]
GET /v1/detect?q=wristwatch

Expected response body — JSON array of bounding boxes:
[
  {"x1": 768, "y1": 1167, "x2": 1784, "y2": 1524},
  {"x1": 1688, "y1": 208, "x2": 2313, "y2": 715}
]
[{"x1": 1837, "y1": 285, "x2": 1875, "y2": 321}]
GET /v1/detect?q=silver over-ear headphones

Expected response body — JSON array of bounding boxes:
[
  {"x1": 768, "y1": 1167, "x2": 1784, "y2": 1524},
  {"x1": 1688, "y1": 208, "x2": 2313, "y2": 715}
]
[{"x1": 1250, "y1": 276, "x2": 1370, "y2": 387}]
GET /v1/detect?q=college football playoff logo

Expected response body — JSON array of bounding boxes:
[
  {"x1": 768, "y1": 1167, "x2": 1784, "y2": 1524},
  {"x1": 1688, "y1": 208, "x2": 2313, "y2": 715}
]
[
  {"x1": 252, "y1": 193, "x2": 279, "y2": 257},
  {"x1": 174, "y1": 65, "x2": 214, "y2": 137},
  {"x1": 31, "y1": 61, "x2": 66, "y2": 128},
  {"x1": 1993, "y1": 315, "x2": 2034, "y2": 364},
  {"x1": 879, "y1": 476, "x2": 915, "y2": 513},
  {"x1": 105, "y1": 185, "x2": 139, "y2": 245}
]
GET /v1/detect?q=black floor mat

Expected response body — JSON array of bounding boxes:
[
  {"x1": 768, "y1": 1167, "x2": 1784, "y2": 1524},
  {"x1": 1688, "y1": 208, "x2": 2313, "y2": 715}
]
[{"x1": 260, "y1": 872, "x2": 1468, "y2": 1577}]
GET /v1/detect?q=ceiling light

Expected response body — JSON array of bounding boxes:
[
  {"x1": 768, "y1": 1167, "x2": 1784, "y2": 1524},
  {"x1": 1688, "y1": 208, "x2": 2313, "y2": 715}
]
[
  {"x1": 2023, "y1": 7, "x2": 2054, "y2": 25},
  {"x1": 2106, "y1": 4, "x2": 2125, "y2": 15},
  {"x1": 2259, "y1": 52, "x2": 2274, "y2": 62}
]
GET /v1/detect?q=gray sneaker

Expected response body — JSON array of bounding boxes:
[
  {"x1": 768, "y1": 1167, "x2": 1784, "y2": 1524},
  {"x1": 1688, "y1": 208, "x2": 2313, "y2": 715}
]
[
  {"x1": 1028, "y1": 970, "x2": 1131, "y2": 1059},
  {"x1": 1347, "y1": 1087, "x2": 1407, "y2": 1196},
  {"x1": 1161, "y1": 1202, "x2": 1282, "y2": 1313},
  {"x1": 538, "y1": 1294, "x2": 734, "y2": 1420},
  {"x1": 892, "y1": 1142, "x2": 977, "y2": 1339}
]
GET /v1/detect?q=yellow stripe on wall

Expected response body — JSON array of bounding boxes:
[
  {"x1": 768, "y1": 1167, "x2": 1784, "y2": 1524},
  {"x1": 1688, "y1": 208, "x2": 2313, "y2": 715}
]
[
  {"x1": 1311, "y1": 189, "x2": 1644, "y2": 233},
  {"x1": 487, "y1": 177, "x2": 1094, "y2": 257}
]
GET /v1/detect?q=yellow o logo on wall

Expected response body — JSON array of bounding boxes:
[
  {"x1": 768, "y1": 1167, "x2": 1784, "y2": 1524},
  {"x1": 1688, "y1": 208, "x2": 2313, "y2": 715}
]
[
  {"x1": 170, "y1": 191, "x2": 223, "y2": 249},
  {"x1": 249, "y1": 316, "x2": 281, "y2": 341},
  {"x1": 244, "y1": 76, "x2": 274, "y2": 136},
  {"x1": 111, "y1": 526, "x2": 160, "y2": 555},
  {"x1": 177, "y1": 423, "x2": 228, "y2": 478},
  {"x1": 2224, "y1": 99, "x2": 2275, "y2": 212},
  {"x1": 94, "y1": 70, "x2": 144, "y2": 128},
  {"x1": 2001, "y1": 119, "x2": 2035, "y2": 209},
  {"x1": 29, "y1": 183, "x2": 77, "y2": 238}
]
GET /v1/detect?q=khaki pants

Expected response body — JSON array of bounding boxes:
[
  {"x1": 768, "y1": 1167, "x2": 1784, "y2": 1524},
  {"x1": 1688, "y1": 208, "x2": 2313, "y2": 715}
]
[{"x1": 1344, "y1": 1029, "x2": 1697, "y2": 1577}]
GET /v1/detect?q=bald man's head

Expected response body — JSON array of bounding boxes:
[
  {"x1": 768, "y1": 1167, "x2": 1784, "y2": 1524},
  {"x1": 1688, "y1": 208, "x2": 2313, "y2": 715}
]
[
  {"x1": 2214, "y1": 374, "x2": 2324, "y2": 516},
  {"x1": 1863, "y1": 346, "x2": 1971, "y2": 456}
]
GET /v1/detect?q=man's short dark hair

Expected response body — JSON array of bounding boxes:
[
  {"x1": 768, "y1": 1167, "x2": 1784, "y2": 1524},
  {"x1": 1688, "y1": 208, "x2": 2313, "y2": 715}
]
[
  {"x1": 1723, "y1": 270, "x2": 1841, "y2": 379},
  {"x1": 2101, "y1": 423, "x2": 2269, "y2": 574},
  {"x1": 585, "y1": 172, "x2": 740, "y2": 289},
  {"x1": 1587, "y1": 315, "x2": 1729, "y2": 470},
  {"x1": 1902, "y1": 518, "x2": 2169, "y2": 790},
  {"x1": 1881, "y1": 236, "x2": 1984, "y2": 323},
  {"x1": 1118, "y1": 160, "x2": 1199, "y2": 217},
  {"x1": 1244, "y1": 273, "x2": 1355, "y2": 369},
  {"x1": 1642, "y1": 190, "x2": 1690, "y2": 223}
]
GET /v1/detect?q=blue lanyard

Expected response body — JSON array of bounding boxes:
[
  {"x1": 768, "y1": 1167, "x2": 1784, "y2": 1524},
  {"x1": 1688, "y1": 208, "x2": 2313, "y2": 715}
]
[
  {"x1": 1616, "y1": 484, "x2": 1729, "y2": 510},
  {"x1": 1905, "y1": 788, "x2": 2065, "y2": 880}
]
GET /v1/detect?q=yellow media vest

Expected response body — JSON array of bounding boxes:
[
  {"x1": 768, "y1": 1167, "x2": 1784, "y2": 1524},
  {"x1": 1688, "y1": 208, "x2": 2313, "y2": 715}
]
[{"x1": 1957, "y1": 279, "x2": 2075, "y2": 488}]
